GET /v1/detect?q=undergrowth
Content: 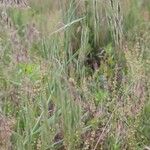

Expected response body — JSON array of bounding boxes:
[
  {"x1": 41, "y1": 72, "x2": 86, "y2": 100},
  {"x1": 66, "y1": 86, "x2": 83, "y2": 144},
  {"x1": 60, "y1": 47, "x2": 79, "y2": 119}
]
[{"x1": 0, "y1": 0, "x2": 150, "y2": 150}]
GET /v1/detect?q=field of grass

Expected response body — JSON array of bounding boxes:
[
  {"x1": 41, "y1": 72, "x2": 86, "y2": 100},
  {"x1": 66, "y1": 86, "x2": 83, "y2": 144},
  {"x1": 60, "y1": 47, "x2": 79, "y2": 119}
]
[{"x1": 0, "y1": 0, "x2": 150, "y2": 149}]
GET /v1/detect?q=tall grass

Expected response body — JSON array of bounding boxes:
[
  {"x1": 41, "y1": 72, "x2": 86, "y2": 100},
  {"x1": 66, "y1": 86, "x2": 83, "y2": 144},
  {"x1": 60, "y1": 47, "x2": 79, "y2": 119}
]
[{"x1": 0, "y1": 0, "x2": 150, "y2": 149}]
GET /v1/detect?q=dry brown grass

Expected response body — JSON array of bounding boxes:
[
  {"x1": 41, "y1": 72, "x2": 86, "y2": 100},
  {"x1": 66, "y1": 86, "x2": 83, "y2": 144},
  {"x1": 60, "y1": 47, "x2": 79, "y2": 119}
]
[{"x1": 0, "y1": 114, "x2": 15, "y2": 150}]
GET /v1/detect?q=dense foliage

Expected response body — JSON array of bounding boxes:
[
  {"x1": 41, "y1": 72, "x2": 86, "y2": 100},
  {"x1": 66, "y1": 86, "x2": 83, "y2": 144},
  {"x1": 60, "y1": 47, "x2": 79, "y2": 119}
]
[{"x1": 0, "y1": 0, "x2": 150, "y2": 149}]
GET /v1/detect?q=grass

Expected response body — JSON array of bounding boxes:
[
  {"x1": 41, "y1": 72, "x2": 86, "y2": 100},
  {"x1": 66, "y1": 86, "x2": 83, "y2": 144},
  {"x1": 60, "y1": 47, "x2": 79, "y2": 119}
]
[{"x1": 0, "y1": 0, "x2": 150, "y2": 149}]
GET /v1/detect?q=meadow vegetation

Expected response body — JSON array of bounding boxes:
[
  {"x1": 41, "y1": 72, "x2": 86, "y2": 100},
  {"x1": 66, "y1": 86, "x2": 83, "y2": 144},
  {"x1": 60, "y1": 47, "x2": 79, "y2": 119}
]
[{"x1": 0, "y1": 0, "x2": 150, "y2": 149}]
